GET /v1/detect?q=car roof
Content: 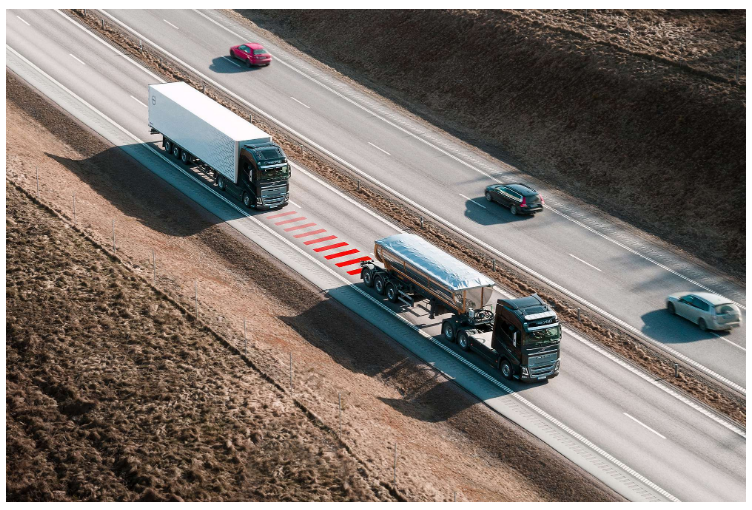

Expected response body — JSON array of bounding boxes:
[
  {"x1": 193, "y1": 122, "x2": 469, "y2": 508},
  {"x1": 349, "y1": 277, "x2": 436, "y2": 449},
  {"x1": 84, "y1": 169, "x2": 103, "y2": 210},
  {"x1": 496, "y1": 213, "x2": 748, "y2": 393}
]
[
  {"x1": 505, "y1": 183, "x2": 538, "y2": 196},
  {"x1": 246, "y1": 42, "x2": 266, "y2": 49},
  {"x1": 691, "y1": 292, "x2": 734, "y2": 306}
]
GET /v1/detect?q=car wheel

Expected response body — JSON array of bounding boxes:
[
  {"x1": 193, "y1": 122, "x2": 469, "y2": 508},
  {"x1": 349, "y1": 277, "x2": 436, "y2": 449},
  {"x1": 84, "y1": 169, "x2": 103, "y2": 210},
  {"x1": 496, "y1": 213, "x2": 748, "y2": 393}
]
[
  {"x1": 499, "y1": 359, "x2": 513, "y2": 380},
  {"x1": 442, "y1": 321, "x2": 455, "y2": 342},
  {"x1": 242, "y1": 192, "x2": 252, "y2": 208},
  {"x1": 457, "y1": 330, "x2": 470, "y2": 351},
  {"x1": 172, "y1": 146, "x2": 181, "y2": 159},
  {"x1": 698, "y1": 318, "x2": 708, "y2": 331},
  {"x1": 386, "y1": 283, "x2": 399, "y2": 303},
  {"x1": 667, "y1": 302, "x2": 676, "y2": 315},
  {"x1": 217, "y1": 175, "x2": 226, "y2": 191},
  {"x1": 246, "y1": 58, "x2": 253, "y2": 68},
  {"x1": 374, "y1": 275, "x2": 386, "y2": 295},
  {"x1": 164, "y1": 139, "x2": 172, "y2": 153},
  {"x1": 362, "y1": 268, "x2": 374, "y2": 287},
  {"x1": 510, "y1": 205, "x2": 518, "y2": 215},
  {"x1": 230, "y1": 49, "x2": 235, "y2": 59},
  {"x1": 485, "y1": 191, "x2": 493, "y2": 202}
]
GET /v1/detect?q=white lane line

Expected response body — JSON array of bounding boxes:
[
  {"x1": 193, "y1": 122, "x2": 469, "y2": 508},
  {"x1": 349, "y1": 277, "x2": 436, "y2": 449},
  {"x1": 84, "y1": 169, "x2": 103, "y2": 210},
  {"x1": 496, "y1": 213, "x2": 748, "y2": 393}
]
[
  {"x1": 288, "y1": 200, "x2": 301, "y2": 208},
  {"x1": 368, "y1": 142, "x2": 391, "y2": 156},
  {"x1": 459, "y1": 194, "x2": 487, "y2": 209},
  {"x1": 69, "y1": 53, "x2": 86, "y2": 65},
  {"x1": 570, "y1": 253, "x2": 602, "y2": 272},
  {"x1": 623, "y1": 413, "x2": 667, "y2": 439},
  {"x1": 163, "y1": 19, "x2": 179, "y2": 30},
  {"x1": 16, "y1": 16, "x2": 31, "y2": 26},
  {"x1": 7, "y1": 44, "x2": 678, "y2": 501},
  {"x1": 222, "y1": 55, "x2": 241, "y2": 67},
  {"x1": 710, "y1": 332, "x2": 746, "y2": 351},
  {"x1": 290, "y1": 96, "x2": 310, "y2": 109},
  {"x1": 190, "y1": 10, "x2": 745, "y2": 313},
  {"x1": 102, "y1": 10, "x2": 745, "y2": 393},
  {"x1": 130, "y1": 95, "x2": 147, "y2": 108}
]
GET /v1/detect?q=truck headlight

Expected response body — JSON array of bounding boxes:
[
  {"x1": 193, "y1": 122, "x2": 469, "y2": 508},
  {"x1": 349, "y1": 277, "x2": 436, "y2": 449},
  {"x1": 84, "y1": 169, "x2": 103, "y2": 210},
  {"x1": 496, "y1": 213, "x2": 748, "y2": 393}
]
[
  {"x1": 555, "y1": 360, "x2": 560, "y2": 371},
  {"x1": 256, "y1": 197, "x2": 263, "y2": 205},
  {"x1": 521, "y1": 367, "x2": 529, "y2": 377}
]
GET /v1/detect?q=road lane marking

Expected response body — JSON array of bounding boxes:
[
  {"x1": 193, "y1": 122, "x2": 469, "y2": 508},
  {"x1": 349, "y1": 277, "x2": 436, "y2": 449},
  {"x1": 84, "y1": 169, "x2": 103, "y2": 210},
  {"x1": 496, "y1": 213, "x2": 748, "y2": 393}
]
[
  {"x1": 623, "y1": 413, "x2": 666, "y2": 439},
  {"x1": 163, "y1": 19, "x2": 179, "y2": 30},
  {"x1": 290, "y1": 96, "x2": 310, "y2": 109},
  {"x1": 274, "y1": 216, "x2": 307, "y2": 226},
  {"x1": 336, "y1": 256, "x2": 371, "y2": 267},
  {"x1": 99, "y1": 11, "x2": 747, "y2": 393},
  {"x1": 189, "y1": 9, "x2": 745, "y2": 313},
  {"x1": 16, "y1": 16, "x2": 30, "y2": 26},
  {"x1": 459, "y1": 194, "x2": 487, "y2": 210},
  {"x1": 6, "y1": 45, "x2": 683, "y2": 499},
  {"x1": 69, "y1": 53, "x2": 86, "y2": 65},
  {"x1": 570, "y1": 253, "x2": 602, "y2": 272},
  {"x1": 222, "y1": 55, "x2": 241, "y2": 67},
  {"x1": 284, "y1": 222, "x2": 316, "y2": 232},
  {"x1": 368, "y1": 142, "x2": 391, "y2": 156},
  {"x1": 710, "y1": 332, "x2": 746, "y2": 351},
  {"x1": 302, "y1": 234, "x2": 335, "y2": 244},
  {"x1": 288, "y1": 200, "x2": 301, "y2": 208},
  {"x1": 130, "y1": 95, "x2": 147, "y2": 107},
  {"x1": 325, "y1": 248, "x2": 360, "y2": 260}
]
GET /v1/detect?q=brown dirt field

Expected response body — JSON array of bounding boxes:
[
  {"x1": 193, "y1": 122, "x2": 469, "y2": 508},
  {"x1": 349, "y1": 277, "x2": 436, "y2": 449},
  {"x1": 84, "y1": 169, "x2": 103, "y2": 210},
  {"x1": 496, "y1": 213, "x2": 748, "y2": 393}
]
[
  {"x1": 65, "y1": 9, "x2": 744, "y2": 424},
  {"x1": 234, "y1": 9, "x2": 746, "y2": 279},
  {"x1": 6, "y1": 71, "x2": 621, "y2": 501}
]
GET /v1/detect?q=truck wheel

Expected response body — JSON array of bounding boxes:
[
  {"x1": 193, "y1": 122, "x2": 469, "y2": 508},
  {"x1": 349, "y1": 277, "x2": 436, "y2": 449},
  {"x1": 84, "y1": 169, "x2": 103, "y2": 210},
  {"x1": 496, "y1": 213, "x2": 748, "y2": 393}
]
[
  {"x1": 457, "y1": 330, "x2": 470, "y2": 351},
  {"x1": 181, "y1": 151, "x2": 190, "y2": 164},
  {"x1": 374, "y1": 275, "x2": 386, "y2": 295},
  {"x1": 499, "y1": 359, "x2": 513, "y2": 380},
  {"x1": 362, "y1": 267, "x2": 375, "y2": 287},
  {"x1": 164, "y1": 139, "x2": 172, "y2": 153},
  {"x1": 442, "y1": 321, "x2": 455, "y2": 342},
  {"x1": 172, "y1": 146, "x2": 181, "y2": 159},
  {"x1": 386, "y1": 283, "x2": 399, "y2": 303},
  {"x1": 217, "y1": 175, "x2": 226, "y2": 191},
  {"x1": 242, "y1": 192, "x2": 252, "y2": 208}
]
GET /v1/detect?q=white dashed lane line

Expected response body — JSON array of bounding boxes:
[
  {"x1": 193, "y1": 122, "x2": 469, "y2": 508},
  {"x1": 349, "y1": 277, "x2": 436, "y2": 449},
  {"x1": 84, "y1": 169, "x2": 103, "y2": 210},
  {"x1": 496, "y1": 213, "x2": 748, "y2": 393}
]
[
  {"x1": 570, "y1": 253, "x2": 602, "y2": 272},
  {"x1": 290, "y1": 96, "x2": 311, "y2": 109},
  {"x1": 624, "y1": 413, "x2": 667, "y2": 439},
  {"x1": 368, "y1": 142, "x2": 391, "y2": 156},
  {"x1": 130, "y1": 95, "x2": 147, "y2": 108},
  {"x1": 16, "y1": 16, "x2": 31, "y2": 26},
  {"x1": 459, "y1": 193, "x2": 487, "y2": 209},
  {"x1": 710, "y1": 331, "x2": 746, "y2": 351},
  {"x1": 222, "y1": 56, "x2": 241, "y2": 67},
  {"x1": 69, "y1": 53, "x2": 86, "y2": 65},
  {"x1": 163, "y1": 19, "x2": 179, "y2": 30}
]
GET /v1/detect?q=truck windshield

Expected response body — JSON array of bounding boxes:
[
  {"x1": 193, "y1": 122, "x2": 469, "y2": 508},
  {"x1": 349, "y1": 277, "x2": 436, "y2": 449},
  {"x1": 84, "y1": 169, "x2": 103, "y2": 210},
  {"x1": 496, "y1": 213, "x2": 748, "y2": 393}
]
[
  {"x1": 524, "y1": 325, "x2": 561, "y2": 346},
  {"x1": 260, "y1": 164, "x2": 290, "y2": 182}
]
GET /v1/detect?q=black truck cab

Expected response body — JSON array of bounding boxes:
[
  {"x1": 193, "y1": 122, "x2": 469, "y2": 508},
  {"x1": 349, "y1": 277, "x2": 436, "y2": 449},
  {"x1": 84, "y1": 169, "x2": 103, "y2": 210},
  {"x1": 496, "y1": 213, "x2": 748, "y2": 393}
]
[{"x1": 237, "y1": 142, "x2": 290, "y2": 209}]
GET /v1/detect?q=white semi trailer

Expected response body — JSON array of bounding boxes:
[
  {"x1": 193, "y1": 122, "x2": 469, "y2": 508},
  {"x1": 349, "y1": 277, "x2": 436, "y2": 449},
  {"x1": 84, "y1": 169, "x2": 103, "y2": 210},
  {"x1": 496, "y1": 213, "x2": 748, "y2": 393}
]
[{"x1": 148, "y1": 82, "x2": 290, "y2": 209}]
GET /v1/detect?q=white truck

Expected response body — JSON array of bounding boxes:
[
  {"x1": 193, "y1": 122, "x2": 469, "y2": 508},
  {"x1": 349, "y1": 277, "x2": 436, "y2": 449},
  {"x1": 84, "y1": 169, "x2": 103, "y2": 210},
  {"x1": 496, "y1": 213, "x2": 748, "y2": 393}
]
[{"x1": 148, "y1": 82, "x2": 290, "y2": 209}]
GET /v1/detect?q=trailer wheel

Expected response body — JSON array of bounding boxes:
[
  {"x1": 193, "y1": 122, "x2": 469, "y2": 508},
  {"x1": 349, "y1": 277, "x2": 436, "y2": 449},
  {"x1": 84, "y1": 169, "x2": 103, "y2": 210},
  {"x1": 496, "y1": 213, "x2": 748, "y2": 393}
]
[
  {"x1": 242, "y1": 192, "x2": 252, "y2": 208},
  {"x1": 172, "y1": 146, "x2": 181, "y2": 159},
  {"x1": 164, "y1": 139, "x2": 172, "y2": 153},
  {"x1": 217, "y1": 175, "x2": 226, "y2": 191},
  {"x1": 442, "y1": 321, "x2": 455, "y2": 342},
  {"x1": 499, "y1": 359, "x2": 513, "y2": 380},
  {"x1": 386, "y1": 283, "x2": 399, "y2": 303},
  {"x1": 457, "y1": 330, "x2": 470, "y2": 351},
  {"x1": 362, "y1": 267, "x2": 374, "y2": 287},
  {"x1": 181, "y1": 151, "x2": 190, "y2": 164},
  {"x1": 374, "y1": 275, "x2": 386, "y2": 295}
]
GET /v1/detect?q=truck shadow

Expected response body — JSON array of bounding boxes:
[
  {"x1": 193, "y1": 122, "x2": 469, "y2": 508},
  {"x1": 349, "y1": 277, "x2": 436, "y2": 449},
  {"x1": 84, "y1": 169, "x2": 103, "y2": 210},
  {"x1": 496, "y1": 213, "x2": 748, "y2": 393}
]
[
  {"x1": 45, "y1": 144, "x2": 254, "y2": 238},
  {"x1": 209, "y1": 56, "x2": 266, "y2": 74},
  {"x1": 463, "y1": 197, "x2": 535, "y2": 225}
]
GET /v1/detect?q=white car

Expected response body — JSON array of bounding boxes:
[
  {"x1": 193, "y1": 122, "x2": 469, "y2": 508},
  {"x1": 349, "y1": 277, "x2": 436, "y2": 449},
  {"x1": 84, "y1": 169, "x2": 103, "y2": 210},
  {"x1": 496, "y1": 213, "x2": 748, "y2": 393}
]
[{"x1": 666, "y1": 292, "x2": 742, "y2": 331}]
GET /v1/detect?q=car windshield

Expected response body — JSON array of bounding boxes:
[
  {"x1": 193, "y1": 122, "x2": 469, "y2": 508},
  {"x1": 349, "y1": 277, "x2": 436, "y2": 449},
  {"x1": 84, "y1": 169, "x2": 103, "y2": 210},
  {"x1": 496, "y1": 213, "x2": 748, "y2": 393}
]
[
  {"x1": 253, "y1": 49, "x2": 268, "y2": 55},
  {"x1": 260, "y1": 164, "x2": 290, "y2": 182},
  {"x1": 715, "y1": 304, "x2": 737, "y2": 314},
  {"x1": 524, "y1": 325, "x2": 561, "y2": 346}
]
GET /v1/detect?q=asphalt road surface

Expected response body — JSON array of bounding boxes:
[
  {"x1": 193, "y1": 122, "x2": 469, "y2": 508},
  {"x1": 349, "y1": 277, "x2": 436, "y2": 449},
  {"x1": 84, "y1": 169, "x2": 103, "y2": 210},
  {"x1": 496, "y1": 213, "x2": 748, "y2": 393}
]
[{"x1": 7, "y1": 10, "x2": 746, "y2": 501}]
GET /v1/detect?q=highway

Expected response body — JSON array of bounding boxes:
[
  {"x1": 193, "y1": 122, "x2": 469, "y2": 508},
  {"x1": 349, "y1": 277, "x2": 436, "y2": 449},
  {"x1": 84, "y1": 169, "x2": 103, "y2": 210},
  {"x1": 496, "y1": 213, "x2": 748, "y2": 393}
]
[
  {"x1": 97, "y1": 8, "x2": 747, "y2": 393},
  {"x1": 6, "y1": 10, "x2": 746, "y2": 502}
]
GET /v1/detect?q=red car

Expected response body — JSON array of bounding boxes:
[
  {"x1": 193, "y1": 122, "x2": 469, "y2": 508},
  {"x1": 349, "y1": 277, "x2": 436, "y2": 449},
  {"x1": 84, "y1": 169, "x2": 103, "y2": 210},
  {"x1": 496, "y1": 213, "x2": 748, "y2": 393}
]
[{"x1": 230, "y1": 43, "x2": 272, "y2": 67}]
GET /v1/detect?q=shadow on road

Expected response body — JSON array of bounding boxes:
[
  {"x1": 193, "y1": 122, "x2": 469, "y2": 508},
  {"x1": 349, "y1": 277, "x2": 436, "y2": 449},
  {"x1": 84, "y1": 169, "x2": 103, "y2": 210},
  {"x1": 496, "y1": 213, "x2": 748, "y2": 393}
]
[
  {"x1": 640, "y1": 308, "x2": 724, "y2": 344},
  {"x1": 209, "y1": 56, "x2": 265, "y2": 74},
  {"x1": 463, "y1": 196, "x2": 535, "y2": 226}
]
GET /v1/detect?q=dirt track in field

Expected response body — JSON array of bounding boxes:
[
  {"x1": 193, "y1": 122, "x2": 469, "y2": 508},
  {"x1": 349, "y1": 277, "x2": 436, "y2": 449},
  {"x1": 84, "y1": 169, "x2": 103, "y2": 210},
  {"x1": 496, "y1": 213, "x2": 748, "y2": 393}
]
[{"x1": 6, "y1": 70, "x2": 621, "y2": 502}]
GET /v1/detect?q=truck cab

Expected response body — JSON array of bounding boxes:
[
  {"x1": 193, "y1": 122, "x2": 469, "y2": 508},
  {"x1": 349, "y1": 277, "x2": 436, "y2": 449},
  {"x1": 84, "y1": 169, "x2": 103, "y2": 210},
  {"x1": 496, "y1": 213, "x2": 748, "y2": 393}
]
[
  {"x1": 238, "y1": 142, "x2": 290, "y2": 209},
  {"x1": 465, "y1": 294, "x2": 561, "y2": 381}
]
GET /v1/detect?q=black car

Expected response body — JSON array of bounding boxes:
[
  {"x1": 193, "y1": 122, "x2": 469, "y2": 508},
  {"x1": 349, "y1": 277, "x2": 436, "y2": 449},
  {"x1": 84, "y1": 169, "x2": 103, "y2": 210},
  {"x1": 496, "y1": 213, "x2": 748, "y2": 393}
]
[{"x1": 485, "y1": 183, "x2": 544, "y2": 215}]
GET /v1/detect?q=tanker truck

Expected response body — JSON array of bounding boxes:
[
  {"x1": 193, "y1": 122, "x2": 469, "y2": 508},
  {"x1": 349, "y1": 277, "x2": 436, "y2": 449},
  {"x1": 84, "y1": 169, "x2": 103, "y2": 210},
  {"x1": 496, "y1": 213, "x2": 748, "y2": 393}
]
[
  {"x1": 360, "y1": 234, "x2": 561, "y2": 381},
  {"x1": 148, "y1": 82, "x2": 289, "y2": 209}
]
